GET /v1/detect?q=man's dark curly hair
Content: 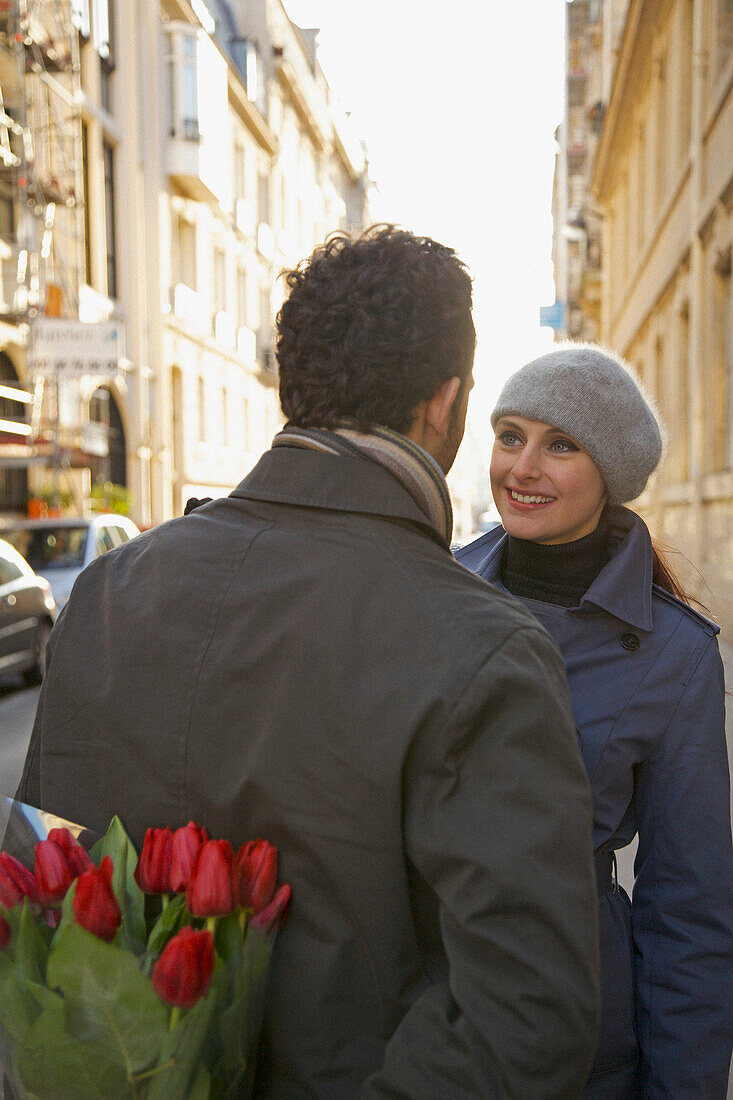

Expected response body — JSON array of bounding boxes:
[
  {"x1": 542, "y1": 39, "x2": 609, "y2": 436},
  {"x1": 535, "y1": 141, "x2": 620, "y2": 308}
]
[{"x1": 276, "y1": 225, "x2": 475, "y2": 433}]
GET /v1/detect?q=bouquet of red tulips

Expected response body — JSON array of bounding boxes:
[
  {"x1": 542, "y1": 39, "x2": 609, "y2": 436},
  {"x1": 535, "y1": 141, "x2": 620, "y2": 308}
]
[{"x1": 0, "y1": 800, "x2": 290, "y2": 1099}]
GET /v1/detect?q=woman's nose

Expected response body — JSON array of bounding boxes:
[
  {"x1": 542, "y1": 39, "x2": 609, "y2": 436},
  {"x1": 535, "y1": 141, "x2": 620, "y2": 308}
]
[{"x1": 512, "y1": 447, "x2": 541, "y2": 479}]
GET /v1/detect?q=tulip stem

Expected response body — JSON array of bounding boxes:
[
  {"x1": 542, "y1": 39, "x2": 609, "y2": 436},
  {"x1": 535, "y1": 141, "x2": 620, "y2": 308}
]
[
  {"x1": 169, "y1": 1006, "x2": 181, "y2": 1031},
  {"x1": 206, "y1": 916, "x2": 217, "y2": 938},
  {"x1": 161, "y1": 893, "x2": 170, "y2": 910},
  {"x1": 130, "y1": 1056, "x2": 176, "y2": 1083}
]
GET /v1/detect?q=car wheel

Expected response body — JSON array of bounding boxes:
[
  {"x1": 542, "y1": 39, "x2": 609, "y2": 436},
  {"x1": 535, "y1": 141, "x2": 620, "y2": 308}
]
[{"x1": 23, "y1": 620, "x2": 51, "y2": 686}]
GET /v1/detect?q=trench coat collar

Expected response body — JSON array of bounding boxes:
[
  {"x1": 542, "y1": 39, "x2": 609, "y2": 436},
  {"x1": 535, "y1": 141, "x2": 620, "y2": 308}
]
[
  {"x1": 230, "y1": 445, "x2": 451, "y2": 549},
  {"x1": 460, "y1": 506, "x2": 655, "y2": 632}
]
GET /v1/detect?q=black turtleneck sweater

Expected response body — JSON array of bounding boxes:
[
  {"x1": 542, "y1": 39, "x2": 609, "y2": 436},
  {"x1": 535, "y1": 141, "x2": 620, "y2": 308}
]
[{"x1": 500, "y1": 515, "x2": 611, "y2": 608}]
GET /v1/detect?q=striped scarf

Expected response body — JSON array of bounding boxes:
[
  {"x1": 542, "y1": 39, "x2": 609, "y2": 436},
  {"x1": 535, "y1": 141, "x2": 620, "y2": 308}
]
[{"x1": 271, "y1": 424, "x2": 453, "y2": 546}]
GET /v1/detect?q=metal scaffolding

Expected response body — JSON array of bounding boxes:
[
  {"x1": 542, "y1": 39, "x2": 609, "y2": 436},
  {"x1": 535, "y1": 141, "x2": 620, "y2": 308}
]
[{"x1": 0, "y1": 0, "x2": 84, "y2": 324}]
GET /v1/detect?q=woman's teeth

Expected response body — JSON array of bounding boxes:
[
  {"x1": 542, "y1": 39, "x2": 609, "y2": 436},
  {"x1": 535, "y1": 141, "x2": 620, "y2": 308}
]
[{"x1": 510, "y1": 490, "x2": 554, "y2": 504}]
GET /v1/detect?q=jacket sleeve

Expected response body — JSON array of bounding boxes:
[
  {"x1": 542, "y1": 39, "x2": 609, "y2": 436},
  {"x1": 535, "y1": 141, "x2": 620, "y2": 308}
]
[
  {"x1": 632, "y1": 634, "x2": 733, "y2": 1098},
  {"x1": 362, "y1": 625, "x2": 600, "y2": 1099}
]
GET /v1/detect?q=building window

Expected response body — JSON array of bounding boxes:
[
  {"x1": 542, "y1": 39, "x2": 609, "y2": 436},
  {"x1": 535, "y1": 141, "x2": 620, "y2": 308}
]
[
  {"x1": 212, "y1": 247, "x2": 226, "y2": 318},
  {"x1": 0, "y1": 181, "x2": 14, "y2": 239},
  {"x1": 236, "y1": 267, "x2": 247, "y2": 330},
  {"x1": 98, "y1": 0, "x2": 115, "y2": 112},
  {"x1": 197, "y1": 376, "x2": 206, "y2": 442},
  {"x1": 716, "y1": 0, "x2": 733, "y2": 79},
  {"x1": 93, "y1": 0, "x2": 114, "y2": 67},
  {"x1": 711, "y1": 248, "x2": 732, "y2": 470},
  {"x1": 655, "y1": 57, "x2": 667, "y2": 206},
  {"x1": 167, "y1": 29, "x2": 199, "y2": 141},
  {"x1": 634, "y1": 124, "x2": 644, "y2": 246},
  {"x1": 258, "y1": 172, "x2": 270, "y2": 227},
  {"x1": 279, "y1": 174, "x2": 287, "y2": 232},
  {"x1": 233, "y1": 141, "x2": 245, "y2": 204},
  {"x1": 676, "y1": 305, "x2": 690, "y2": 483},
  {"x1": 232, "y1": 40, "x2": 267, "y2": 116},
  {"x1": 102, "y1": 141, "x2": 117, "y2": 299},
  {"x1": 181, "y1": 36, "x2": 198, "y2": 140},
  {"x1": 257, "y1": 286, "x2": 272, "y2": 368},
  {"x1": 175, "y1": 216, "x2": 197, "y2": 290}
]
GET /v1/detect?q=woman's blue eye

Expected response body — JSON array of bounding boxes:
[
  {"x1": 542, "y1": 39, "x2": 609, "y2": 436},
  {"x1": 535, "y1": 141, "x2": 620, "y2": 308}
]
[
  {"x1": 500, "y1": 432, "x2": 521, "y2": 445},
  {"x1": 550, "y1": 438, "x2": 578, "y2": 453}
]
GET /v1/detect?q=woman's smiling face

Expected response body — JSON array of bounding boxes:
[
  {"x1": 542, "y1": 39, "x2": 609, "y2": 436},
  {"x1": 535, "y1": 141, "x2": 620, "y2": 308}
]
[{"x1": 490, "y1": 415, "x2": 607, "y2": 544}]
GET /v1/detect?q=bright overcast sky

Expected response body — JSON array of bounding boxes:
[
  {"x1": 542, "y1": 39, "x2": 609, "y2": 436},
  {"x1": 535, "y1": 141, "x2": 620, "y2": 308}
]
[{"x1": 283, "y1": 1, "x2": 565, "y2": 447}]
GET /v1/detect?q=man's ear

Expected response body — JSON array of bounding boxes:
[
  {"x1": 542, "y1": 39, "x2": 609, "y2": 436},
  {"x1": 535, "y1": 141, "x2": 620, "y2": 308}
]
[{"x1": 425, "y1": 376, "x2": 462, "y2": 439}]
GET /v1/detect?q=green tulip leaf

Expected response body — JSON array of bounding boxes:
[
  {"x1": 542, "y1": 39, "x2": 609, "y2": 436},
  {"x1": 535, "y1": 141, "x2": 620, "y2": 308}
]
[
  {"x1": 240, "y1": 926, "x2": 273, "y2": 986},
  {"x1": 51, "y1": 877, "x2": 78, "y2": 951},
  {"x1": 89, "y1": 835, "x2": 104, "y2": 864},
  {"x1": 98, "y1": 816, "x2": 146, "y2": 953},
  {"x1": 14, "y1": 900, "x2": 48, "y2": 986},
  {"x1": 187, "y1": 1061, "x2": 211, "y2": 1100},
  {"x1": 212, "y1": 932, "x2": 272, "y2": 1092},
  {"x1": 145, "y1": 981, "x2": 218, "y2": 1100},
  {"x1": 215, "y1": 911, "x2": 243, "y2": 966},
  {"x1": 143, "y1": 893, "x2": 187, "y2": 973},
  {"x1": 25, "y1": 977, "x2": 64, "y2": 1016},
  {"x1": 0, "y1": 947, "x2": 40, "y2": 1045},
  {"x1": 0, "y1": 901, "x2": 23, "y2": 945},
  {"x1": 0, "y1": 1024, "x2": 26, "y2": 1100},
  {"x1": 15, "y1": 1001, "x2": 131, "y2": 1100},
  {"x1": 47, "y1": 923, "x2": 169, "y2": 1075}
]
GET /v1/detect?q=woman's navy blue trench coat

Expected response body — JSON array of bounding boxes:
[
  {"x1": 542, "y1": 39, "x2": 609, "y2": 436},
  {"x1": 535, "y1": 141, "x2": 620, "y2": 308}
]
[{"x1": 456, "y1": 506, "x2": 733, "y2": 1099}]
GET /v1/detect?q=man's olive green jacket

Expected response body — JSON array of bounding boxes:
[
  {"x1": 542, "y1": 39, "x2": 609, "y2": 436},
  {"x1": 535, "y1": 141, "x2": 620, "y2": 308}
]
[{"x1": 19, "y1": 446, "x2": 599, "y2": 1098}]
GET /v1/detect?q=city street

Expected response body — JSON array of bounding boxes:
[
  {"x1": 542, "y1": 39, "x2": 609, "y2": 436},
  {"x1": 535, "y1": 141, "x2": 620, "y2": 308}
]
[{"x1": 0, "y1": 678, "x2": 38, "y2": 798}]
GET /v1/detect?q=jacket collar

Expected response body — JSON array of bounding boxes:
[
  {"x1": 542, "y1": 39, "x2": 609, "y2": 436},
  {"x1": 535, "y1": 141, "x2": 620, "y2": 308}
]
[
  {"x1": 230, "y1": 446, "x2": 450, "y2": 549},
  {"x1": 458, "y1": 506, "x2": 655, "y2": 631}
]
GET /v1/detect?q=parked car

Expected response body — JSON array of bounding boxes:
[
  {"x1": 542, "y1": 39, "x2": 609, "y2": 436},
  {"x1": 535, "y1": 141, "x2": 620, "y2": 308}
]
[
  {"x1": 0, "y1": 537, "x2": 57, "y2": 684},
  {"x1": 0, "y1": 514, "x2": 140, "y2": 609}
]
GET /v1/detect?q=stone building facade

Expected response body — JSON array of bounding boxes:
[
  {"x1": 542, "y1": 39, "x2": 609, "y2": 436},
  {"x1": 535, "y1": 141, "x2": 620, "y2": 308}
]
[
  {"x1": 591, "y1": 0, "x2": 733, "y2": 633},
  {"x1": 553, "y1": 0, "x2": 732, "y2": 633},
  {"x1": 0, "y1": 0, "x2": 372, "y2": 526}
]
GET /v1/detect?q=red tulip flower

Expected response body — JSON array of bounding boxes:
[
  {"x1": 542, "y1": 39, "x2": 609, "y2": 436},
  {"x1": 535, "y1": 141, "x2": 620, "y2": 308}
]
[
  {"x1": 34, "y1": 839, "x2": 75, "y2": 907},
  {"x1": 47, "y1": 828, "x2": 94, "y2": 877},
  {"x1": 249, "y1": 883, "x2": 292, "y2": 936},
  {"x1": 72, "y1": 856, "x2": 121, "y2": 943},
  {"x1": 0, "y1": 851, "x2": 38, "y2": 909},
  {"x1": 151, "y1": 926, "x2": 214, "y2": 1009},
  {"x1": 233, "y1": 839, "x2": 278, "y2": 913},
  {"x1": 134, "y1": 827, "x2": 174, "y2": 894},
  {"x1": 170, "y1": 822, "x2": 209, "y2": 893},
  {"x1": 186, "y1": 839, "x2": 234, "y2": 918},
  {"x1": 0, "y1": 912, "x2": 10, "y2": 950}
]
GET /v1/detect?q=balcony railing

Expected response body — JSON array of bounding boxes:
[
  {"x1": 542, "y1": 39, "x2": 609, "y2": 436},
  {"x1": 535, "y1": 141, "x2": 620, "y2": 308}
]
[
  {"x1": 171, "y1": 282, "x2": 206, "y2": 330},
  {"x1": 236, "y1": 325, "x2": 256, "y2": 362},
  {"x1": 213, "y1": 310, "x2": 235, "y2": 350}
]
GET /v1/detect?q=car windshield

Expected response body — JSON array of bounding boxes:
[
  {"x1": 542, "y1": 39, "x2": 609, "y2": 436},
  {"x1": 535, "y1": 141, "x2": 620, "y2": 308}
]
[{"x1": 2, "y1": 526, "x2": 89, "y2": 569}]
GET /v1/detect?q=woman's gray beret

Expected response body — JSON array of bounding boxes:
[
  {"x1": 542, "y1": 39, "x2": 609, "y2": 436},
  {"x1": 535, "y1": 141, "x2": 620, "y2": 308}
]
[{"x1": 491, "y1": 344, "x2": 664, "y2": 503}]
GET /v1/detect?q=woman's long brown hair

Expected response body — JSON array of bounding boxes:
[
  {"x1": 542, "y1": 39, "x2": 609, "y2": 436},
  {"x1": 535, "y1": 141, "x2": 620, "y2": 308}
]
[{"x1": 651, "y1": 539, "x2": 706, "y2": 610}]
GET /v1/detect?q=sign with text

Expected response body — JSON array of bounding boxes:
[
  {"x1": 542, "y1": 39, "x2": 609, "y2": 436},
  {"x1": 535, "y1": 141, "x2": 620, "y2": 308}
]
[
  {"x1": 29, "y1": 319, "x2": 125, "y2": 378},
  {"x1": 539, "y1": 301, "x2": 566, "y2": 332}
]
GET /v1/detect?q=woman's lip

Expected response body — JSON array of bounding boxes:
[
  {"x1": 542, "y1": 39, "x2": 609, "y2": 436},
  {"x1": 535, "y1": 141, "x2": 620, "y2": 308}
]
[{"x1": 505, "y1": 488, "x2": 556, "y2": 510}]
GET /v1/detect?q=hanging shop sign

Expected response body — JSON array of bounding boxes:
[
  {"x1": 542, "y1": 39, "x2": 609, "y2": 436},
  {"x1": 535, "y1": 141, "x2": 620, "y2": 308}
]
[{"x1": 28, "y1": 319, "x2": 125, "y2": 379}]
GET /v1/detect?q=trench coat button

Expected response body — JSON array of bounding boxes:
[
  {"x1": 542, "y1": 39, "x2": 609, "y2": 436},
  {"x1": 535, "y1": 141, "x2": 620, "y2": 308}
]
[{"x1": 621, "y1": 632, "x2": 640, "y2": 651}]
